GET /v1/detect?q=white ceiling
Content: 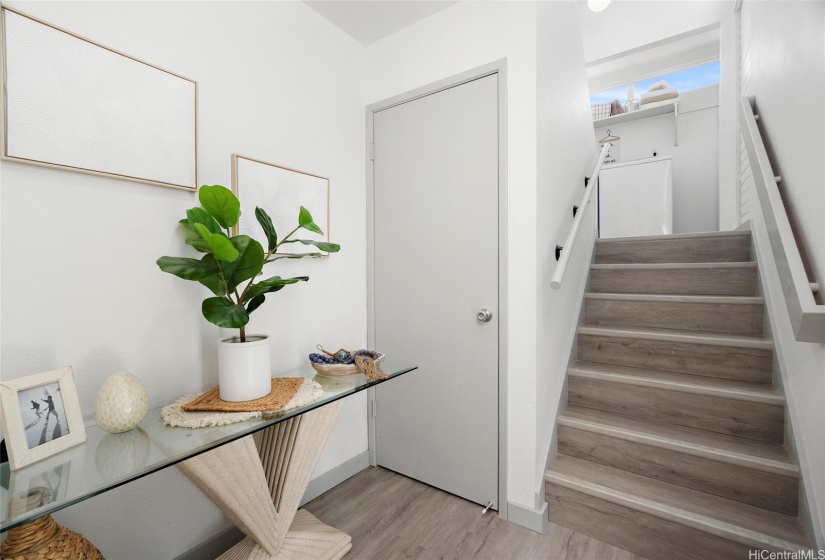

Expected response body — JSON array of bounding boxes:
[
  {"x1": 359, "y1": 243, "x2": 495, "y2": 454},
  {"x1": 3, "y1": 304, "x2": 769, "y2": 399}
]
[{"x1": 305, "y1": 1, "x2": 459, "y2": 46}]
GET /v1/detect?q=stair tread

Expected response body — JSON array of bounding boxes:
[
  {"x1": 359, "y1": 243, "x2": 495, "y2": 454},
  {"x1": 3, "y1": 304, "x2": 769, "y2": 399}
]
[
  {"x1": 569, "y1": 361, "x2": 784, "y2": 404},
  {"x1": 577, "y1": 325, "x2": 773, "y2": 349},
  {"x1": 559, "y1": 405, "x2": 797, "y2": 477},
  {"x1": 592, "y1": 262, "x2": 757, "y2": 270},
  {"x1": 585, "y1": 293, "x2": 764, "y2": 305},
  {"x1": 595, "y1": 230, "x2": 751, "y2": 244},
  {"x1": 545, "y1": 455, "x2": 809, "y2": 549}
]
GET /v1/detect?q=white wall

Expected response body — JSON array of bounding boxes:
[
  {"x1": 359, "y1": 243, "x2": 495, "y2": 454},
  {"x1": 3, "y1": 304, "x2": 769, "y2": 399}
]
[
  {"x1": 595, "y1": 86, "x2": 720, "y2": 234},
  {"x1": 535, "y1": 0, "x2": 598, "y2": 505},
  {"x1": 0, "y1": 2, "x2": 366, "y2": 558},
  {"x1": 365, "y1": 0, "x2": 541, "y2": 510},
  {"x1": 739, "y1": 0, "x2": 824, "y2": 296},
  {"x1": 738, "y1": 0, "x2": 825, "y2": 546}
]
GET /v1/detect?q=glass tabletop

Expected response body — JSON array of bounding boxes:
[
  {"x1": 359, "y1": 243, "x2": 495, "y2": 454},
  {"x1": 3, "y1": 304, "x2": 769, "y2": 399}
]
[{"x1": 0, "y1": 362, "x2": 416, "y2": 532}]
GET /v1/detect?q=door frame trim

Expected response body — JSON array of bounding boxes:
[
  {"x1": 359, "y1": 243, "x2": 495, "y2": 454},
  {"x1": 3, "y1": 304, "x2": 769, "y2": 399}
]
[{"x1": 365, "y1": 59, "x2": 509, "y2": 520}]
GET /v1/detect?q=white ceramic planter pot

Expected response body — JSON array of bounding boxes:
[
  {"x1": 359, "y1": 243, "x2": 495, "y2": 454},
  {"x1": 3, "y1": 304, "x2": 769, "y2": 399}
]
[{"x1": 217, "y1": 335, "x2": 272, "y2": 402}]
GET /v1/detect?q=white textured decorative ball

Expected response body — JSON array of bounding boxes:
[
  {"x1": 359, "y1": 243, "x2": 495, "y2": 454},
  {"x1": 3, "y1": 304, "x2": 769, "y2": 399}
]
[{"x1": 94, "y1": 372, "x2": 149, "y2": 433}]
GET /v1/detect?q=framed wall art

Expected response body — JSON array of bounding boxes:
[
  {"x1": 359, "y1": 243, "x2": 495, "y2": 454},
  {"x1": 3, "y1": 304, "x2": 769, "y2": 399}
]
[
  {"x1": 0, "y1": 6, "x2": 198, "y2": 190},
  {"x1": 231, "y1": 154, "x2": 331, "y2": 256},
  {"x1": 0, "y1": 367, "x2": 87, "y2": 470}
]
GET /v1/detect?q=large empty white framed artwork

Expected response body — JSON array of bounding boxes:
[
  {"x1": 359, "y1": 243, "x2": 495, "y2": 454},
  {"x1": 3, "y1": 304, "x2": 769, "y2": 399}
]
[
  {"x1": 232, "y1": 154, "x2": 330, "y2": 256},
  {"x1": 1, "y1": 7, "x2": 198, "y2": 190}
]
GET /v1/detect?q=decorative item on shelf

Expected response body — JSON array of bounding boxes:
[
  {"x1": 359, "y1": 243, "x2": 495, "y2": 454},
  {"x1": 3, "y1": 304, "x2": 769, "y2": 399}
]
[
  {"x1": 181, "y1": 378, "x2": 304, "y2": 413},
  {"x1": 0, "y1": 367, "x2": 86, "y2": 470},
  {"x1": 309, "y1": 346, "x2": 386, "y2": 379},
  {"x1": 156, "y1": 184, "x2": 341, "y2": 402},
  {"x1": 161, "y1": 378, "x2": 324, "y2": 429},
  {"x1": 93, "y1": 371, "x2": 149, "y2": 433},
  {"x1": 609, "y1": 99, "x2": 626, "y2": 116},
  {"x1": 1, "y1": 488, "x2": 104, "y2": 560}
]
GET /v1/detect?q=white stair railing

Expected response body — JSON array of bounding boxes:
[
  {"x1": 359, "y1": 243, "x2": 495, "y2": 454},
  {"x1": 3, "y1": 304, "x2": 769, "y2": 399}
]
[
  {"x1": 551, "y1": 142, "x2": 612, "y2": 289},
  {"x1": 740, "y1": 96, "x2": 825, "y2": 342}
]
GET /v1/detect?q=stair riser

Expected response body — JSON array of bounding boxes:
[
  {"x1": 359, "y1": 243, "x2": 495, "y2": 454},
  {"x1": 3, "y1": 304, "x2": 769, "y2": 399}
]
[
  {"x1": 568, "y1": 376, "x2": 784, "y2": 443},
  {"x1": 558, "y1": 426, "x2": 798, "y2": 515},
  {"x1": 578, "y1": 334, "x2": 773, "y2": 383},
  {"x1": 585, "y1": 299, "x2": 764, "y2": 335},
  {"x1": 546, "y1": 484, "x2": 753, "y2": 560},
  {"x1": 591, "y1": 267, "x2": 758, "y2": 296},
  {"x1": 595, "y1": 236, "x2": 752, "y2": 264}
]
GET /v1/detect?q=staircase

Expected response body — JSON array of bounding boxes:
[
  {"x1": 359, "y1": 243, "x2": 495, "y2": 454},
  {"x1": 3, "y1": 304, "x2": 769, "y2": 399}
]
[{"x1": 545, "y1": 230, "x2": 811, "y2": 559}]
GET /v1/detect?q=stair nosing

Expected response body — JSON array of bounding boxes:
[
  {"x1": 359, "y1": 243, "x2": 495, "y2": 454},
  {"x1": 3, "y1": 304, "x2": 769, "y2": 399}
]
[
  {"x1": 595, "y1": 230, "x2": 751, "y2": 244},
  {"x1": 544, "y1": 468, "x2": 807, "y2": 552},
  {"x1": 591, "y1": 262, "x2": 758, "y2": 270},
  {"x1": 584, "y1": 293, "x2": 765, "y2": 305},
  {"x1": 568, "y1": 365, "x2": 784, "y2": 405},
  {"x1": 557, "y1": 412, "x2": 798, "y2": 478},
  {"x1": 577, "y1": 325, "x2": 773, "y2": 350}
]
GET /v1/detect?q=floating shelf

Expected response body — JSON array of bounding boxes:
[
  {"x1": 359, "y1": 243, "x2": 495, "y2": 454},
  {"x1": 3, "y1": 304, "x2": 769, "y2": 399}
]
[{"x1": 593, "y1": 100, "x2": 678, "y2": 128}]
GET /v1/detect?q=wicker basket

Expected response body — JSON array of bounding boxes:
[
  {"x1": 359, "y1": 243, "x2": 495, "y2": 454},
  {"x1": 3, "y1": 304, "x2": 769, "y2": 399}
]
[
  {"x1": 2, "y1": 488, "x2": 104, "y2": 560},
  {"x1": 311, "y1": 353, "x2": 385, "y2": 377}
]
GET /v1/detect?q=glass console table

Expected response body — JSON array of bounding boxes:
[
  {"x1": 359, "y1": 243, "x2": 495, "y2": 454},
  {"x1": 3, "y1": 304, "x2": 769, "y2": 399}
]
[{"x1": 1, "y1": 361, "x2": 416, "y2": 558}]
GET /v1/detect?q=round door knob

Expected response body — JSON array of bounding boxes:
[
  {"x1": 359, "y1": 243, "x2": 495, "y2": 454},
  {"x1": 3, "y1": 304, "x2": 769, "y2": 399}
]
[{"x1": 477, "y1": 309, "x2": 493, "y2": 323}]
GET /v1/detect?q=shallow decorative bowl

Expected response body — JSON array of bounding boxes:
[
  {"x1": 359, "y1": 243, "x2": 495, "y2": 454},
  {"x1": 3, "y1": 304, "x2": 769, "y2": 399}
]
[{"x1": 311, "y1": 353, "x2": 385, "y2": 377}]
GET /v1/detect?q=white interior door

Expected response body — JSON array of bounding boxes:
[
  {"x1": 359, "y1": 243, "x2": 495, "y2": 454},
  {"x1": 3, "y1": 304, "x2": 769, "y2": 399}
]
[{"x1": 372, "y1": 74, "x2": 499, "y2": 508}]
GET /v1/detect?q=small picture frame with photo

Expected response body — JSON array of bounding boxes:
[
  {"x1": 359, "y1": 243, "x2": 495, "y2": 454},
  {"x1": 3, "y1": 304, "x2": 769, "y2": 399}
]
[{"x1": 0, "y1": 367, "x2": 86, "y2": 470}]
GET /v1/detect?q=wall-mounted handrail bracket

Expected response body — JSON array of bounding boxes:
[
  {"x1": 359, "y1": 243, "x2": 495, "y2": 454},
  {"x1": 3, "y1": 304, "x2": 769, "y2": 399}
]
[{"x1": 551, "y1": 143, "x2": 611, "y2": 289}]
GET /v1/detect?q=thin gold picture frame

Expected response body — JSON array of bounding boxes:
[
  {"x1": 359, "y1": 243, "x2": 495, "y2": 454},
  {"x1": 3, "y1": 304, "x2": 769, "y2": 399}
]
[
  {"x1": 231, "y1": 153, "x2": 331, "y2": 256},
  {"x1": 0, "y1": 5, "x2": 199, "y2": 191},
  {"x1": 0, "y1": 367, "x2": 87, "y2": 471}
]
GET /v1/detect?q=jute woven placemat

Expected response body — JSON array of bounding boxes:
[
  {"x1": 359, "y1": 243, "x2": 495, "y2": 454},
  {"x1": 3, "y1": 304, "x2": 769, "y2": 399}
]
[{"x1": 182, "y1": 377, "x2": 304, "y2": 413}]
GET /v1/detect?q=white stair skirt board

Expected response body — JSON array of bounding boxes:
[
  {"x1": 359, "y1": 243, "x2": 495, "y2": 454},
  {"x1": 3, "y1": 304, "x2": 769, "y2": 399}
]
[
  {"x1": 507, "y1": 500, "x2": 548, "y2": 534},
  {"x1": 177, "y1": 401, "x2": 351, "y2": 560}
]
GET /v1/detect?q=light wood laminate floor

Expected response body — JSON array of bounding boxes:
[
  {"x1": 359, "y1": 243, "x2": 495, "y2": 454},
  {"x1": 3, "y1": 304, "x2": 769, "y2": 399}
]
[{"x1": 303, "y1": 466, "x2": 647, "y2": 560}]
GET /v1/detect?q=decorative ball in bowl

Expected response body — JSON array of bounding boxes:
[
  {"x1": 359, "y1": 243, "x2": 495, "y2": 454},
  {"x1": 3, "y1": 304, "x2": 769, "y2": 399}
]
[{"x1": 309, "y1": 350, "x2": 384, "y2": 377}]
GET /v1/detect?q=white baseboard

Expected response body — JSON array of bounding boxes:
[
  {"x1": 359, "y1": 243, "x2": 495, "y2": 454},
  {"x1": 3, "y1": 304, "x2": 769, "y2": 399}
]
[
  {"x1": 301, "y1": 450, "x2": 370, "y2": 506},
  {"x1": 507, "y1": 500, "x2": 547, "y2": 533}
]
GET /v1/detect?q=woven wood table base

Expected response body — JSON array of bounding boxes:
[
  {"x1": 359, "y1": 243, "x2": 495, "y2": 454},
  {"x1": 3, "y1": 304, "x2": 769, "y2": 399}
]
[{"x1": 0, "y1": 515, "x2": 104, "y2": 560}]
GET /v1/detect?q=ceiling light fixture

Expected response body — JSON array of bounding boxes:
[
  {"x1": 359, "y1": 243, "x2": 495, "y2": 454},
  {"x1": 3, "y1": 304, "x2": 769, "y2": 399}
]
[{"x1": 588, "y1": 0, "x2": 612, "y2": 12}]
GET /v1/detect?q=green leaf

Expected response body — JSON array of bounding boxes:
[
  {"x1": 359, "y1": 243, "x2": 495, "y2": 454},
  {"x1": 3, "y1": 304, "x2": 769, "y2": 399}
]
[
  {"x1": 198, "y1": 185, "x2": 241, "y2": 229},
  {"x1": 157, "y1": 256, "x2": 218, "y2": 281},
  {"x1": 202, "y1": 297, "x2": 249, "y2": 328},
  {"x1": 199, "y1": 274, "x2": 225, "y2": 296},
  {"x1": 298, "y1": 206, "x2": 324, "y2": 235},
  {"x1": 185, "y1": 232, "x2": 211, "y2": 253},
  {"x1": 268, "y1": 253, "x2": 323, "y2": 262},
  {"x1": 245, "y1": 294, "x2": 266, "y2": 314},
  {"x1": 245, "y1": 276, "x2": 309, "y2": 301},
  {"x1": 187, "y1": 207, "x2": 222, "y2": 234},
  {"x1": 226, "y1": 236, "x2": 264, "y2": 291},
  {"x1": 255, "y1": 207, "x2": 278, "y2": 252},
  {"x1": 281, "y1": 239, "x2": 340, "y2": 253},
  {"x1": 194, "y1": 223, "x2": 239, "y2": 262},
  {"x1": 197, "y1": 256, "x2": 225, "y2": 296}
]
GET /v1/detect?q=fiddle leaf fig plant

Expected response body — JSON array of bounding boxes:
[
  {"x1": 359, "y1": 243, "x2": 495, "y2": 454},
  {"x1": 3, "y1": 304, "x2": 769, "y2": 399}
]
[{"x1": 157, "y1": 185, "x2": 340, "y2": 342}]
